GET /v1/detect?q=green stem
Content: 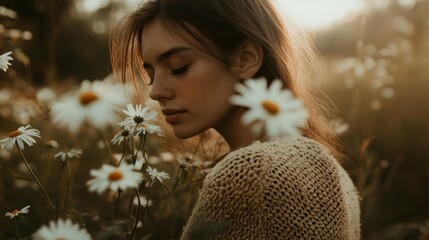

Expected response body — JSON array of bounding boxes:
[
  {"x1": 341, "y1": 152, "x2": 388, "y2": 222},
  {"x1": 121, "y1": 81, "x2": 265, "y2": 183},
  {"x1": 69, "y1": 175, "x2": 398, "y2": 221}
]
[
  {"x1": 118, "y1": 140, "x2": 129, "y2": 167},
  {"x1": 130, "y1": 188, "x2": 141, "y2": 240},
  {"x1": 142, "y1": 182, "x2": 153, "y2": 226},
  {"x1": 14, "y1": 217, "x2": 20, "y2": 240},
  {"x1": 128, "y1": 190, "x2": 136, "y2": 218},
  {"x1": 59, "y1": 158, "x2": 71, "y2": 213},
  {"x1": 16, "y1": 145, "x2": 56, "y2": 210},
  {"x1": 42, "y1": 150, "x2": 50, "y2": 184},
  {"x1": 115, "y1": 190, "x2": 122, "y2": 219}
]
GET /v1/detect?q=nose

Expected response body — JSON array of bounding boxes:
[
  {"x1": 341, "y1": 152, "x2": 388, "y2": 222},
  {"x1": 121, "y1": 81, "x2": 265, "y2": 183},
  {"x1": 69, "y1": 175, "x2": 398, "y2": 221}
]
[{"x1": 148, "y1": 74, "x2": 174, "y2": 105}]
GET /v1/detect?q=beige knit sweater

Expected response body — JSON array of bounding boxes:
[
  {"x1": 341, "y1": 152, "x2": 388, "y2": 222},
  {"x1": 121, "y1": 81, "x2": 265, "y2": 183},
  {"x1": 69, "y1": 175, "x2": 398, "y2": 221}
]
[{"x1": 180, "y1": 137, "x2": 360, "y2": 240}]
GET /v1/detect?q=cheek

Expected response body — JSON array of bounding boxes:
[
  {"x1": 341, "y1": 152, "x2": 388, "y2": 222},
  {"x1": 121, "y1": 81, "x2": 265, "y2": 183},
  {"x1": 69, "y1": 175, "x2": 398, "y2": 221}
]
[{"x1": 177, "y1": 60, "x2": 238, "y2": 111}]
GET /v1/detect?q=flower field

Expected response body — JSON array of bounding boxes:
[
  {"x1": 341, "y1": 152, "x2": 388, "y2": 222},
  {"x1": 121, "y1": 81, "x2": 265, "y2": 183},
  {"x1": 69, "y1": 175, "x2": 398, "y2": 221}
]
[{"x1": 0, "y1": 0, "x2": 428, "y2": 239}]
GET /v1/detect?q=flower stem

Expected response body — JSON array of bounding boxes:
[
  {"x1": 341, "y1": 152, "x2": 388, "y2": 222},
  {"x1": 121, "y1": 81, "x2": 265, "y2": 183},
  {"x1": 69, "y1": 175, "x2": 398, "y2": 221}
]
[
  {"x1": 14, "y1": 217, "x2": 20, "y2": 240},
  {"x1": 115, "y1": 190, "x2": 122, "y2": 219},
  {"x1": 42, "y1": 150, "x2": 50, "y2": 184},
  {"x1": 98, "y1": 131, "x2": 116, "y2": 164},
  {"x1": 117, "y1": 140, "x2": 129, "y2": 167},
  {"x1": 127, "y1": 190, "x2": 137, "y2": 218},
  {"x1": 16, "y1": 145, "x2": 56, "y2": 210},
  {"x1": 59, "y1": 158, "x2": 71, "y2": 213},
  {"x1": 130, "y1": 188, "x2": 141, "y2": 240}
]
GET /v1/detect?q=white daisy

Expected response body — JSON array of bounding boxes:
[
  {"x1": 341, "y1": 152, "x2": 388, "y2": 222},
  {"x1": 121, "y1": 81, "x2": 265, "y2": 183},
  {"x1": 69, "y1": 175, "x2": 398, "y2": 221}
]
[
  {"x1": 54, "y1": 149, "x2": 82, "y2": 162},
  {"x1": 119, "y1": 104, "x2": 163, "y2": 135},
  {"x1": 51, "y1": 80, "x2": 128, "y2": 133},
  {"x1": 33, "y1": 219, "x2": 91, "y2": 240},
  {"x1": 0, "y1": 125, "x2": 41, "y2": 150},
  {"x1": 111, "y1": 128, "x2": 131, "y2": 145},
  {"x1": 117, "y1": 119, "x2": 164, "y2": 136},
  {"x1": 87, "y1": 163, "x2": 143, "y2": 194},
  {"x1": 135, "y1": 124, "x2": 164, "y2": 137},
  {"x1": 0, "y1": 51, "x2": 13, "y2": 72},
  {"x1": 5, "y1": 205, "x2": 30, "y2": 219},
  {"x1": 146, "y1": 166, "x2": 169, "y2": 183},
  {"x1": 123, "y1": 104, "x2": 158, "y2": 124},
  {"x1": 230, "y1": 78, "x2": 308, "y2": 138}
]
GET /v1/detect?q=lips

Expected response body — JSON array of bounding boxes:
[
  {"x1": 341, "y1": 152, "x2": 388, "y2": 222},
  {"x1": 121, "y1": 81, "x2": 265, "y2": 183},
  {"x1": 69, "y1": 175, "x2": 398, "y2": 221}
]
[{"x1": 162, "y1": 108, "x2": 186, "y2": 124}]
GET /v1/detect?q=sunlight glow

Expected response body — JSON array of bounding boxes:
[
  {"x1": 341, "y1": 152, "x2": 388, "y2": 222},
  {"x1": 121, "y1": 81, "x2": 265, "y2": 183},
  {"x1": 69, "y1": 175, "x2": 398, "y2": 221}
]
[{"x1": 274, "y1": 0, "x2": 365, "y2": 30}]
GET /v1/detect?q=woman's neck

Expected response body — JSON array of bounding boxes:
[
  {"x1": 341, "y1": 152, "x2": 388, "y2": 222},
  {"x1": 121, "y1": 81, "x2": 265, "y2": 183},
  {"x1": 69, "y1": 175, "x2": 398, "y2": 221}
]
[{"x1": 214, "y1": 107, "x2": 258, "y2": 151}]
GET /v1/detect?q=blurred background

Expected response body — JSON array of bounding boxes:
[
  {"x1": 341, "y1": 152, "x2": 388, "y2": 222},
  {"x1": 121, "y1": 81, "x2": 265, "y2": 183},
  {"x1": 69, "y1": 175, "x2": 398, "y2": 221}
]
[{"x1": 0, "y1": 0, "x2": 428, "y2": 239}]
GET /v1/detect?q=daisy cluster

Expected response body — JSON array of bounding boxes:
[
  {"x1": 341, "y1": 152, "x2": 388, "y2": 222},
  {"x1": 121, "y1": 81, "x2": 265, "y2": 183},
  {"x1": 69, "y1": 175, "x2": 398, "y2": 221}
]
[
  {"x1": 87, "y1": 103, "x2": 168, "y2": 195},
  {"x1": 1, "y1": 99, "x2": 170, "y2": 238}
]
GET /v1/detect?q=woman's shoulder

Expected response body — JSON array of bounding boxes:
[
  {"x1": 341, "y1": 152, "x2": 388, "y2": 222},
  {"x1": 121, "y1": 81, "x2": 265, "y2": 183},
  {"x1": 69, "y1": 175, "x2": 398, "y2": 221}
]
[
  {"x1": 218, "y1": 136, "x2": 336, "y2": 171},
  {"x1": 205, "y1": 136, "x2": 344, "y2": 191}
]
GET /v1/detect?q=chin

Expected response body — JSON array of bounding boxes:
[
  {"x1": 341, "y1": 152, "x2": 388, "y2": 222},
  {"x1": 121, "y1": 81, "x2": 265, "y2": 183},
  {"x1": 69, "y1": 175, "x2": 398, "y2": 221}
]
[{"x1": 172, "y1": 126, "x2": 205, "y2": 139}]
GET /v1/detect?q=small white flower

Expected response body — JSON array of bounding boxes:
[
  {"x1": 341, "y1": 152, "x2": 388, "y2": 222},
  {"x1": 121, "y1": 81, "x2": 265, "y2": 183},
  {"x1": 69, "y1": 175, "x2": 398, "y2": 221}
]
[
  {"x1": 33, "y1": 219, "x2": 91, "y2": 240},
  {"x1": 111, "y1": 129, "x2": 131, "y2": 145},
  {"x1": 133, "y1": 195, "x2": 153, "y2": 207},
  {"x1": 135, "y1": 124, "x2": 164, "y2": 137},
  {"x1": 51, "y1": 80, "x2": 127, "y2": 133},
  {"x1": 123, "y1": 104, "x2": 158, "y2": 124},
  {"x1": 36, "y1": 87, "x2": 57, "y2": 105},
  {"x1": 230, "y1": 78, "x2": 308, "y2": 138},
  {"x1": 5, "y1": 205, "x2": 30, "y2": 219},
  {"x1": 0, "y1": 51, "x2": 13, "y2": 72},
  {"x1": 117, "y1": 121, "x2": 164, "y2": 138},
  {"x1": 119, "y1": 104, "x2": 164, "y2": 136},
  {"x1": 54, "y1": 149, "x2": 82, "y2": 162},
  {"x1": 87, "y1": 163, "x2": 143, "y2": 194},
  {"x1": 146, "y1": 166, "x2": 169, "y2": 183},
  {"x1": 0, "y1": 125, "x2": 41, "y2": 150}
]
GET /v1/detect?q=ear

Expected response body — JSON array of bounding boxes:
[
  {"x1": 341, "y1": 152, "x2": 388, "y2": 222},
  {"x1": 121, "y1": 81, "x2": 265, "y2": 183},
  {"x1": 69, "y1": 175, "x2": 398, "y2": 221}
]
[{"x1": 233, "y1": 39, "x2": 263, "y2": 80}]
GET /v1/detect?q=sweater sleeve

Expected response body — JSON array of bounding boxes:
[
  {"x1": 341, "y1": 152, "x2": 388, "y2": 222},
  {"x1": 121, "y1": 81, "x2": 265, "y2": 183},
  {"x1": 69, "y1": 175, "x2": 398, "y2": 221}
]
[{"x1": 180, "y1": 137, "x2": 360, "y2": 240}]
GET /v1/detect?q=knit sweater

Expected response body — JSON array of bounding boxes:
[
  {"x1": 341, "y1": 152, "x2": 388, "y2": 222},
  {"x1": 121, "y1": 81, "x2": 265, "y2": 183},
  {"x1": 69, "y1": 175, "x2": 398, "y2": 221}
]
[{"x1": 180, "y1": 136, "x2": 360, "y2": 240}]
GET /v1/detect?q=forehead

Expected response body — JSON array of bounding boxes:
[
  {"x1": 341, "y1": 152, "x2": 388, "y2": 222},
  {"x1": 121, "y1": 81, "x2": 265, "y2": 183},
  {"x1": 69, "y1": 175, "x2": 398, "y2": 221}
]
[{"x1": 142, "y1": 20, "x2": 192, "y2": 59}]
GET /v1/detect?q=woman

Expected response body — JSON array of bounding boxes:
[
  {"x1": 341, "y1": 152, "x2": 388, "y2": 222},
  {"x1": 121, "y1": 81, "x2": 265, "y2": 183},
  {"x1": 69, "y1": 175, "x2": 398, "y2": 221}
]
[{"x1": 111, "y1": 0, "x2": 361, "y2": 239}]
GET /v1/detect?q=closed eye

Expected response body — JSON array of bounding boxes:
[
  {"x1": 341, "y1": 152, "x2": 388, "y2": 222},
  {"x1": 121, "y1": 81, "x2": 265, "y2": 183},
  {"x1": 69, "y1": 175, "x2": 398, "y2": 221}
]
[{"x1": 171, "y1": 65, "x2": 188, "y2": 75}]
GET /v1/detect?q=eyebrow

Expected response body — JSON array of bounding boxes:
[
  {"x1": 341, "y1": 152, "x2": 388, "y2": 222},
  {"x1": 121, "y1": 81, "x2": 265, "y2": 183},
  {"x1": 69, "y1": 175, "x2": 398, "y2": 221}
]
[{"x1": 143, "y1": 47, "x2": 190, "y2": 68}]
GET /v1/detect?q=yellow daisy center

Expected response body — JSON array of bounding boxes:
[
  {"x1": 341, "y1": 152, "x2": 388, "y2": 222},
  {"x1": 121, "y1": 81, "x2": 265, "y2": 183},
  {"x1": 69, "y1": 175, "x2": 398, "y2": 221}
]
[
  {"x1": 108, "y1": 171, "x2": 123, "y2": 181},
  {"x1": 11, "y1": 209, "x2": 19, "y2": 215},
  {"x1": 79, "y1": 91, "x2": 99, "y2": 106},
  {"x1": 8, "y1": 130, "x2": 22, "y2": 138},
  {"x1": 262, "y1": 100, "x2": 280, "y2": 115}
]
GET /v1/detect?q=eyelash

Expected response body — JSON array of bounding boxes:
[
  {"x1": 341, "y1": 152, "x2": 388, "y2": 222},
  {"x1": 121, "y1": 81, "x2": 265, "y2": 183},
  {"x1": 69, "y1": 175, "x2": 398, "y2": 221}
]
[
  {"x1": 146, "y1": 65, "x2": 188, "y2": 86},
  {"x1": 171, "y1": 65, "x2": 188, "y2": 75}
]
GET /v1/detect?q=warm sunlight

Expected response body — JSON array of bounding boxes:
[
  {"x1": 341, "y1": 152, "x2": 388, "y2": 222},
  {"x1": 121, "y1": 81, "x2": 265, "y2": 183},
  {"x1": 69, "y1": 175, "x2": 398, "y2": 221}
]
[{"x1": 273, "y1": 0, "x2": 366, "y2": 30}]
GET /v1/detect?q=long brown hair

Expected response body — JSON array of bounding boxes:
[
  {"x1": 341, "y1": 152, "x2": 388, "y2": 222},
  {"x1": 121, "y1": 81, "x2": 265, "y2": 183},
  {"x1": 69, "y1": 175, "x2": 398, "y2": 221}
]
[{"x1": 110, "y1": 0, "x2": 344, "y2": 161}]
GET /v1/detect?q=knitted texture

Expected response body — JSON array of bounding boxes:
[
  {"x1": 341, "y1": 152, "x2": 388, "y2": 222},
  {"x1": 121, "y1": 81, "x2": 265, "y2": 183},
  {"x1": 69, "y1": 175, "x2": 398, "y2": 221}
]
[{"x1": 181, "y1": 137, "x2": 360, "y2": 240}]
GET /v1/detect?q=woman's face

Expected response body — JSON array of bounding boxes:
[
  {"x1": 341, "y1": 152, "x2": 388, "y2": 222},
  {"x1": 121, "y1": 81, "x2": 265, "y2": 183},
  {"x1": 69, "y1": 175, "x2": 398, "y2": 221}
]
[{"x1": 142, "y1": 19, "x2": 240, "y2": 139}]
